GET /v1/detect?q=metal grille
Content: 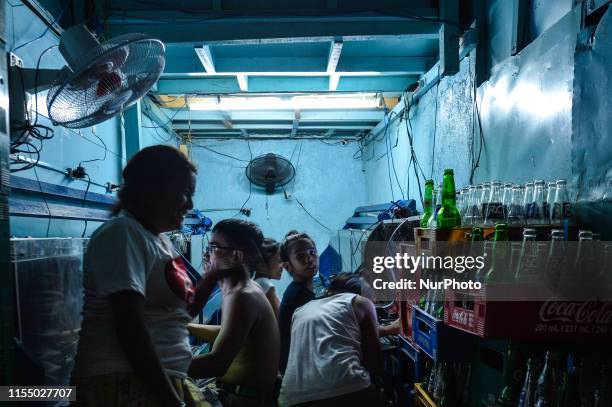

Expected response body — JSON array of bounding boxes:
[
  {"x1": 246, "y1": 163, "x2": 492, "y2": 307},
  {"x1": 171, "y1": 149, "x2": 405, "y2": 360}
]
[{"x1": 46, "y1": 34, "x2": 165, "y2": 129}]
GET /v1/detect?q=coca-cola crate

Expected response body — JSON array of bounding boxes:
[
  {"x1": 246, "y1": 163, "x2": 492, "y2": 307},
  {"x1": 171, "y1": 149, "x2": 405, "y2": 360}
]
[
  {"x1": 398, "y1": 242, "x2": 419, "y2": 341},
  {"x1": 414, "y1": 226, "x2": 572, "y2": 257},
  {"x1": 445, "y1": 288, "x2": 612, "y2": 340},
  {"x1": 412, "y1": 306, "x2": 475, "y2": 362}
]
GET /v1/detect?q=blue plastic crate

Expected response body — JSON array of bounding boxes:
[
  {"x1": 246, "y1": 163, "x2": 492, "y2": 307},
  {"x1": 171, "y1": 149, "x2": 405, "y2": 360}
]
[{"x1": 412, "y1": 306, "x2": 475, "y2": 362}]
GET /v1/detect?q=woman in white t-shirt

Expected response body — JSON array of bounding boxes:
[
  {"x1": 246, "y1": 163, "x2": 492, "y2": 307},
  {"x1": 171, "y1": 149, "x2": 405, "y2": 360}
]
[
  {"x1": 72, "y1": 146, "x2": 212, "y2": 407},
  {"x1": 279, "y1": 273, "x2": 384, "y2": 407},
  {"x1": 253, "y1": 238, "x2": 283, "y2": 317}
]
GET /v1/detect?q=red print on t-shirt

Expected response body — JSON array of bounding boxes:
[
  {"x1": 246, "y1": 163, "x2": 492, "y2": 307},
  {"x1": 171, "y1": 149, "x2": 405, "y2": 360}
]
[{"x1": 165, "y1": 257, "x2": 195, "y2": 304}]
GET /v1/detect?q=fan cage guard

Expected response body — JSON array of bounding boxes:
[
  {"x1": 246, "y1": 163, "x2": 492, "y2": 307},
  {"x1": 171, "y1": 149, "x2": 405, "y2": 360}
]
[
  {"x1": 46, "y1": 33, "x2": 165, "y2": 129},
  {"x1": 245, "y1": 154, "x2": 296, "y2": 192}
]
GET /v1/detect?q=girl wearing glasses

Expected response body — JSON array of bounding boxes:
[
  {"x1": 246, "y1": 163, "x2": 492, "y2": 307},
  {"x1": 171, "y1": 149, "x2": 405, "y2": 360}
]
[{"x1": 277, "y1": 230, "x2": 319, "y2": 374}]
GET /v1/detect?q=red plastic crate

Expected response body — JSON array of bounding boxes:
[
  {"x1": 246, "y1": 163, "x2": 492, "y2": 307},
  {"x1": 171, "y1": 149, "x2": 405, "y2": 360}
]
[
  {"x1": 444, "y1": 287, "x2": 612, "y2": 340},
  {"x1": 398, "y1": 243, "x2": 419, "y2": 341}
]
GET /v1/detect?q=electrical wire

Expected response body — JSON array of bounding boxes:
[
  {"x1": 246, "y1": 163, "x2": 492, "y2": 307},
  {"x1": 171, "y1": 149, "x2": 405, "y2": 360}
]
[
  {"x1": 81, "y1": 174, "x2": 92, "y2": 238},
  {"x1": 294, "y1": 196, "x2": 332, "y2": 233},
  {"x1": 31, "y1": 152, "x2": 51, "y2": 237},
  {"x1": 430, "y1": 67, "x2": 441, "y2": 180},
  {"x1": 10, "y1": 45, "x2": 58, "y2": 172},
  {"x1": 10, "y1": 6, "x2": 65, "y2": 52},
  {"x1": 234, "y1": 135, "x2": 253, "y2": 217},
  {"x1": 79, "y1": 130, "x2": 108, "y2": 164},
  {"x1": 469, "y1": 56, "x2": 485, "y2": 185}
]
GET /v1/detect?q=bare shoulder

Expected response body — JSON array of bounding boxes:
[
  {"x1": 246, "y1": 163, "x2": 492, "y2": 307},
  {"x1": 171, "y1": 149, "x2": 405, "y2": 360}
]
[
  {"x1": 352, "y1": 294, "x2": 376, "y2": 321},
  {"x1": 224, "y1": 282, "x2": 265, "y2": 308}
]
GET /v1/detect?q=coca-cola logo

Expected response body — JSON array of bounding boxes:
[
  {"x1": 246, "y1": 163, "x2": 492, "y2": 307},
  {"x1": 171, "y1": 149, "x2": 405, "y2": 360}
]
[
  {"x1": 452, "y1": 308, "x2": 472, "y2": 326},
  {"x1": 538, "y1": 301, "x2": 612, "y2": 324}
]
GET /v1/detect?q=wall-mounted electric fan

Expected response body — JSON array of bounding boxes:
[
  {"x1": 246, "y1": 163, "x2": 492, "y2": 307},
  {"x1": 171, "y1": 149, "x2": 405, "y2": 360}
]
[
  {"x1": 245, "y1": 153, "x2": 295, "y2": 194},
  {"x1": 10, "y1": 24, "x2": 165, "y2": 131}
]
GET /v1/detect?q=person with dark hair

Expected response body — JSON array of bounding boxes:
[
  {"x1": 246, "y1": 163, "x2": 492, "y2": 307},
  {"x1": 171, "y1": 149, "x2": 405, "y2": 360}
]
[
  {"x1": 278, "y1": 230, "x2": 318, "y2": 373},
  {"x1": 72, "y1": 146, "x2": 208, "y2": 406},
  {"x1": 188, "y1": 219, "x2": 280, "y2": 407},
  {"x1": 279, "y1": 273, "x2": 384, "y2": 407},
  {"x1": 253, "y1": 238, "x2": 283, "y2": 317}
]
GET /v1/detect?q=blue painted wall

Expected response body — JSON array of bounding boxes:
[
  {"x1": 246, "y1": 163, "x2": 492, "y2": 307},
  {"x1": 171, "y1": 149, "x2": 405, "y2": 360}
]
[
  {"x1": 189, "y1": 138, "x2": 367, "y2": 289},
  {"x1": 6, "y1": 1, "x2": 172, "y2": 237}
]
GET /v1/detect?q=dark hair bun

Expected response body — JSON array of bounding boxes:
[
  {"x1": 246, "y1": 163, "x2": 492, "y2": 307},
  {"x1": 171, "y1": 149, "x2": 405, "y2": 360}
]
[{"x1": 284, "y1": 230, "x2": 300, "y2": 239}]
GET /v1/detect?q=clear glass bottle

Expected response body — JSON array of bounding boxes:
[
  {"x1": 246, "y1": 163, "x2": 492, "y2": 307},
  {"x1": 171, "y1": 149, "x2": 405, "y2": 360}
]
[
  {"x1": 479, "y1": 182, "x2": 491, "y2": 223},
  {"x1": 507, "y1": 185, "x2": 525, "y2": 225},
  {"x1": 523, "y1": 182, "x2": 534, "y2": 222},
  {"x1": 545, "y1": 229, "x2": 567, "y2": 289},
  {"x1": 484, "y1": 180, "x2": 505, "y2": 226},
  {"x1": 544, "y1": 181, "x2": 556, "y2": 223},
  {"x1": 427, "y1": 185, "x2": 439, "y2": 228},
  {"x1": 574, "y1": 230, "x2": 595, "y2": 281},
  {"x1": 528, "y1": 180, "x2": 546, "y2": 225},
  {"x1": 501, "y1": 182, "x2": 513, "y2": 219},
  {"x1": 514, "y1": 228, "x2": 538, "y2": 281},
  {"x1": 461, "y1": 185, "x2": 475, "y2": 225},
  {"x1": 471, "y1": 184, "x2": 484, "y2": 226},
  {"x1": 552, "y1": 179, "x2": 572, "y2": 225}
]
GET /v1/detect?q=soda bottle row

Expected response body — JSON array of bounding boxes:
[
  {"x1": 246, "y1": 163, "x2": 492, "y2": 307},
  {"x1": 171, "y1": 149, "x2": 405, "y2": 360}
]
[
  {"x1": 421, "y1": 360, "x2": 471, "y2": 407},
  {"x1": 460, "y1": 224, "x2": 611, "y2": 286},
  {"x1": 456, "y1": 179, "x2": 573, "y2": 227}
]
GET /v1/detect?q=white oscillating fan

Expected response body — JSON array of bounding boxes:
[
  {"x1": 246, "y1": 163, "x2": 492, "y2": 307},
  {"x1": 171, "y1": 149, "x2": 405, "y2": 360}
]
[{"x1": 10, "y1": 25, "x2": 165, "y2": 130}]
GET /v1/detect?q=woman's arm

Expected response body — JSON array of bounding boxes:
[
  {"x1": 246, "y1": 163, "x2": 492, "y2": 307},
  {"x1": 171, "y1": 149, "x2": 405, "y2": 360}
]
[
  {"x1": 189, "y1": 269, "x2": 221, "y2": 316},
  {"x1": 378, "y1": 318, "x2": 401, "y2": 337},
  {"x1": 111, "y1": 291, "x2": 183, "y2": 407},
  {"x1": 266, "y1": 287, "x2": 280, "y2": 318},
  {"x1": 353, "y1": 295, "x2": 383, "y2": 378},
  {"x1": 187, "y1": 324, "x2": 221, "y2": 342}
]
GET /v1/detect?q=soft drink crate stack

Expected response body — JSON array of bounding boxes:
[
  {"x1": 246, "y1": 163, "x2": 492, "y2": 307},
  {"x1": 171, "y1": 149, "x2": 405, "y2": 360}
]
[{"x1": 444, "y1": 225, "x2": 611, "y2": 340}]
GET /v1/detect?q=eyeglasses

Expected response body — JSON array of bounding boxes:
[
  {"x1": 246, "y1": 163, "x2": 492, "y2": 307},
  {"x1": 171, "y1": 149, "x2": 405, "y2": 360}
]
[{"x1": 206, "y1": 243, "x2": 236, "y2": 253}]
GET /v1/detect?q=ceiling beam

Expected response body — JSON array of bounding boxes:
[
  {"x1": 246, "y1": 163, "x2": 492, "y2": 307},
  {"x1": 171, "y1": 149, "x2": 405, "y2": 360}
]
[
  {"x1": 326, "y1": 40, "x2": 343, "y2": 73},
  {"x1": 173, "y1": 123, "x2": 376, "y2": 130},
  {"x1": 162, "y1": 57, "x2": 433, "y2": 75},
  {"x1": 106, "y1": 16, "x2": 440, "y2": 45},
  {"x1": 194, "y1": 46, "x2": 216, "y2": 73},
  {"x1": 237, "y1": 74, "x2": 248, "y2": 91},
  {"x1": 165, "y1": 109, "x2": 385, "y2": 122},
  {"x1": 329, "y1": 74, "x2": 340, "y2": 91},
  {"x1": 156, "y1": 75, "x2": 417, "y2": 94}
]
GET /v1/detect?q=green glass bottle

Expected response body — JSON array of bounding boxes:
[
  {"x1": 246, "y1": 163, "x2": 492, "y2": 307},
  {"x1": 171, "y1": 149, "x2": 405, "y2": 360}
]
[
  {"x1": 436, "y1": 169, "x2": 462, "y2": 228},
  {"x1": 421, "y1": 180, "x2": 435, "y2": 227},
  {"x1": 498, "y1": 344, "x2": 521, "y2": 406},
  {"x1": 485, "y1": 223, "x2": 510, "y2": 283}
]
